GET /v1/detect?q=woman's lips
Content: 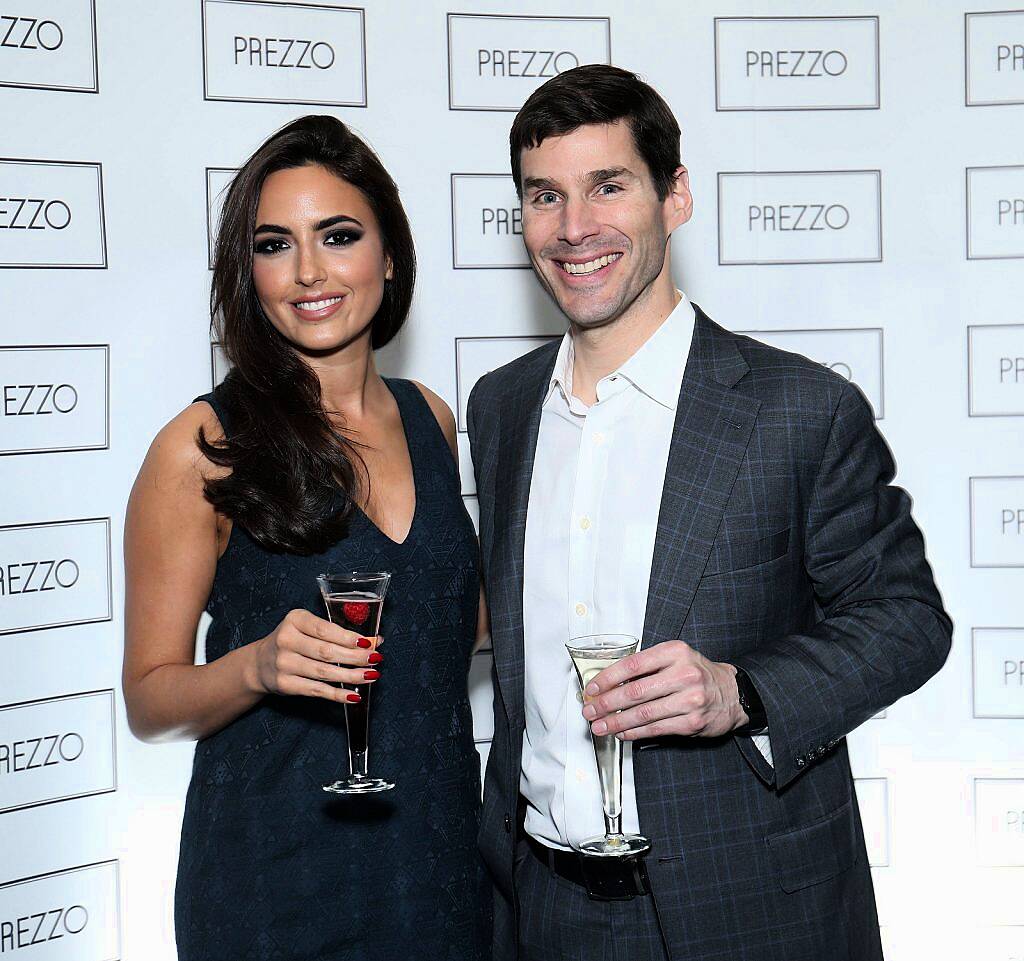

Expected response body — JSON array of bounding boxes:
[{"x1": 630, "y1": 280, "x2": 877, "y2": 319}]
[{"x1": 289, "y1": 294, "x2": 345, "y2": 321}]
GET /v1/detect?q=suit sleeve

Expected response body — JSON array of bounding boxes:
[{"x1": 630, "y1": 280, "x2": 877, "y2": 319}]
[{"x1": 731, "y1": 382, "x2": 952, "y2": 791}]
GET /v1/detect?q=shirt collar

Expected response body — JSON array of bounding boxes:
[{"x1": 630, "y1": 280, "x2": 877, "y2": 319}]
[{"x1": 545, "y1": 292, "x2": 696, "y2": 412}]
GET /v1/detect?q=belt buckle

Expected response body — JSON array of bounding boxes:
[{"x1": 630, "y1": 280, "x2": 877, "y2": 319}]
[{"x1": 577, "y1": 853, "x2": 650, "y2": 902}]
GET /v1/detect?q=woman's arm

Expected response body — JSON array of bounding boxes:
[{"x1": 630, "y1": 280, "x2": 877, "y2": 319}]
[{"x1": 122, "y1": 403, "x2": 375, "y2": 743}]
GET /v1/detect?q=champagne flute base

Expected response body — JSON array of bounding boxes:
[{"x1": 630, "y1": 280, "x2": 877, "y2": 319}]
[
  {"x1": 323, "y1": 776, "x2": 395, "y2": 795},
  {"x1": 579, "y1": 834, "x2": 651, "y2": 858}
]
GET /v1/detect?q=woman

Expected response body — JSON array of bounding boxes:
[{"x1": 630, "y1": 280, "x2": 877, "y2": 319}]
[{"x1": 122, "y1": 116, "x2": 491, "y2": 960}]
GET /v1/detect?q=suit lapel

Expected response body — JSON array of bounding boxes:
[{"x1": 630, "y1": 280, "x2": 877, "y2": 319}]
[
  {"x1": 490, "y1": 346, "x2": 557, "y2": 724},
  {"x1": 642, "y1": 308, "x2": 761, "y2": 648}
]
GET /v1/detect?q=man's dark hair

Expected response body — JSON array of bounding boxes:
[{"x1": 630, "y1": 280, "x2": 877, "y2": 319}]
[{"x1": 510, "y1": 64, "x2": 681, "y2": 200}]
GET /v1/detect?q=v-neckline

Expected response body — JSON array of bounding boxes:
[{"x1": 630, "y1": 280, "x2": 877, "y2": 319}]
[{"x1": 352, "y1": 378, "x2": 419, "y2": 549}]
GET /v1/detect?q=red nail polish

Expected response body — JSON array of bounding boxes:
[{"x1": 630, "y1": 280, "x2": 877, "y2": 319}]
[
  {"x1": 363, "y1": 670, "x2": 380, "y2": 680},
  {"x1": 368, "y1": 652, "x2": 383, "y2": 664},
  {"x1": 346, "y1": 693, "x2": 362, "y2": 703},
  {"x1": 357, "y1": 638, "x2": 372, "y2": 649}
]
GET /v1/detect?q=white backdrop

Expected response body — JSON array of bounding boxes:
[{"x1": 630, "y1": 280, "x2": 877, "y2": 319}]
[{"x1": 1, "y1": 1, "x2": 1022, "y2": 958}]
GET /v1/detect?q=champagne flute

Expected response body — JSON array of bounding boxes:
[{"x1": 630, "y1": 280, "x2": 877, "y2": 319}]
[
  {"x1": 317, "y1": 571, "x2": 394, "y2": 795},
  {"x1": 566, "y1": 633, "x2": 651, "y2": 857}
]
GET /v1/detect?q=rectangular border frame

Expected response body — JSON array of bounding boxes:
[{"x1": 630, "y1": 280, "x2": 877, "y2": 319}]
[
  {"x1": 446, "y1": 12, "x2": 611, "y2": 112},
  {"x1": 854, "y1": 776, "x2": 891, "y2": 868},
  {"x1": 717, "y1": 170, "x2": 883, "y2": 265},
  {"x1": 454, "y1": 334, "x2": 560, "y2": 433},
  {"x1": 972, "y1": 627, "x2": 1024, "y2": 718},
  {"x1": 0, "y1": 345, "x2": 110, "y2": 455},
  {"x1": 0, "y1": 516, "x2": 113, "y2": 634},
  {"x1": 0, "y1": 859, "x2": 121, "y2": 961},
  {"x1": 450, "y1": 173, "x2": 530, "y2": 270},
  {"x1": 0, "y1": 158, "x2": 107, "y2": 269},
  {"x1": 965, "y1": 10, "x2": 1024, "y2": 107},
  {"x1": 0, "y1": 0, "x2": 99, "y2": 94},
  {"x1": 966, "y1": 165, "x2": 1024, "y2": 260},
  {"x1": 201, "y1": 0, "x2": 367, "y2": 107},
  {"x1": 970, "y1": 475, "x2": 1024, "y2": 568},
  {"x1": 968, "y1": 323, "x2": 1024, "y2": 416},
  {"x1": 0, "y1": 689, "x2": 117, "y2": 814},
  {"x1": 735, "y1": 326, "x2": 885, "y2": 418},
  {"x1": 713, "y1": 16, "x2": 881, "y2": 112},
  {"x1": 973, "y1": 777, "x2": 1024, "y2": 867},
  {"x1": 205, "y1": 166, "x2": 237, "y2": 269}
]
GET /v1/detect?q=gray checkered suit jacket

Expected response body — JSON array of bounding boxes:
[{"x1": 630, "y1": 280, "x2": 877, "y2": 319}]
[{"x1": 467, "y1": 306, "x2": 952, "y2": 961}]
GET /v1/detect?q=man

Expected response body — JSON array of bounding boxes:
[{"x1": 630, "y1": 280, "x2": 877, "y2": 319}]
[{"x1": 467, "y1": 65, "x2": 951, "y2": 961}]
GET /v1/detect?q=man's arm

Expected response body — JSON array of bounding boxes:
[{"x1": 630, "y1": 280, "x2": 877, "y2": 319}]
[
  {"x1": 582, "y1": 382, "x2": 952, "y2": 789},
  {"x1": 731, "y1": 382, "x2": 951, "y2": 787}
]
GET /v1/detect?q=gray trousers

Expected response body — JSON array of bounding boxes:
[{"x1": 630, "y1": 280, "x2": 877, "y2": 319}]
[{"x1": 514, "y1": 840, "x2": 670, "y2": 961}]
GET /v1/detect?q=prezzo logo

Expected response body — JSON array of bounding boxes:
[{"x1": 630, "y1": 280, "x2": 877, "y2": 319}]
[
  {"x1": 0, "y1": 518, "x2": 111, "y2": 635},
  {"x1": 454, "y1": 335, "x2": 561, "y2": 432},
  {"x1": 967, "y1": 165, "x2": 1024, "y2": 260},
  {"x1": 972, "y1": 628, "x2": 1024, "y2": 719},
  {"x1": 854, "y1": 777, "x2": 889, "y2": 867},
  {"x1": 202, "y1": 1, "x2": 366, "y2": 106},
  {"x1": 0, "y1": 159, "x2": 106, "y2": 268},
  {"x1": 715, "y1": 16, "x2": 879, "y2": 111},
  {"x1": 0, "y1": 690, "x2": 116, "y2": 814},
  {"x1": 447, "y1": 14, "x2": 611, "y2": 111},
  {"x1": 0, "y1": 861, "x2": 119, "y2": 959},
  {"x1": 717, "y1": 170, "x2": 882, "y2": 265},
  {"x1": 206, "y1": 167, "x2": 237, "y2": 269},
  {"x1": 0, "y1": 1, "x2": 98, "y2": 94},
  {"x1": 0, "y1": 346, "x2": 108, "y2": 455},
  {"x1": 974, "y1": 778, "x2": 1024, "y2": 866},
  {"x1": 970, "y1": 476, "x2": 1024, "y2": 568},
  {"x1": 966, "y1": 10, "x2": 1024, "y2": 107},
  {"x1": 451, "y1": 174, "x2": 528, "y2": 269},
  {"x1": 736, "y1": 327, "x2": 884, "y2": 418},
  {"x1": 969, "y1": 323, "x2": 1024, "y2": 416}
]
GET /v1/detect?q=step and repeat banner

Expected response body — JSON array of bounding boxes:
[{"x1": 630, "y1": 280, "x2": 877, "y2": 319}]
[{"x1": 1, "y1": 1, "x2": 1021, "y2": 958}]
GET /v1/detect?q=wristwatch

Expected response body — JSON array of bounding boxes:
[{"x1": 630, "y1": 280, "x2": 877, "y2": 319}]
[{"x1": 733, "y1": 667, "x2": 767, "y2": 735}]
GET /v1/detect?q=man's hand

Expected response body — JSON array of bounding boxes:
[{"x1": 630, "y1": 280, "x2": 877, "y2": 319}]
[{"x1": 582, "y1": 640, "x2": 748, "y2": 740}]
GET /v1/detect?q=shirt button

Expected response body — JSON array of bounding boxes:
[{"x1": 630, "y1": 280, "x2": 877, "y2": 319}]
[
  {"x1": 579, "y1": 516, "x2": 591, "y2": 530},
  {"x1": 593, "y1": 432, "x2": 606, "y2": 445},
  {"x1": 575, "y1": 602, "x2": 587, "y2": 617},
  {"x1": 575, "y1": 768, "x2": 588, "y2": 784}
]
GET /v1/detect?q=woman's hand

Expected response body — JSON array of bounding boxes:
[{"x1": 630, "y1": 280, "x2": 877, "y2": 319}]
[{"x1": 247, "y1": 609, "x2": 382, "y2": 703}]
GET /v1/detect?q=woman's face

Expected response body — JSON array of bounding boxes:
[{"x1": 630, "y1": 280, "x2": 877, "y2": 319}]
[{"x1": 251, "y1": 163, "x2": 391, "y2": 357}]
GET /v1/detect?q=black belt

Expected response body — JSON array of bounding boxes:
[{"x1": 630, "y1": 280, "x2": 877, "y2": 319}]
[{"x1": 524, "y1": 833, "x2": 651, "y2": 901}]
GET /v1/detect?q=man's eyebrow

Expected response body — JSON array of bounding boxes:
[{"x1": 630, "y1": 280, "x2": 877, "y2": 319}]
[
  {"x1": 522, "y1": 176, "x2": 559, "y2": 193},
  {"x1": 585, "y1": 166, "x2": 636, "y2": 187}
]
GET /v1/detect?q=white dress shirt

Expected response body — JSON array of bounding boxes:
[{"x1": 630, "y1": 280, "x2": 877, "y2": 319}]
[{"x1": 521, "y1": 294, "x2": 772, "y2": 852}]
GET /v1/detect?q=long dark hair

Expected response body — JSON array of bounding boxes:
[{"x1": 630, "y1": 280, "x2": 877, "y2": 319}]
[
  {"x1": 199, "y1": 115, "x2": 416, "y2": 555},
  {"x1": 510, "y1": 64, "x2": 681, "y2": 200}
]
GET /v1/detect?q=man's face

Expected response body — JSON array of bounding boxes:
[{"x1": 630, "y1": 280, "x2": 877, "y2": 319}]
[{"x1": 518, "y1": 122, "x2": 690, "y2": 330}]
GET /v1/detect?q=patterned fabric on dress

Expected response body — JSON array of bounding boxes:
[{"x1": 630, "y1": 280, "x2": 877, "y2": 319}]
[{"x1": 175, "y1": 378, "x2": 491, "y2": 961}]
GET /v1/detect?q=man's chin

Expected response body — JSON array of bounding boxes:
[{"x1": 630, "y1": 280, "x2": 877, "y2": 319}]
[{"x1": 556, "y1": 295, "x2": 622, "y2": 331}]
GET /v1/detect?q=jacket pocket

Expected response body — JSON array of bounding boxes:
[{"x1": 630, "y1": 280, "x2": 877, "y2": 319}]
[
  {"x1": 703, "y1": 527, "x2": 790, "y2": 577},
  {"x1": 765, "y1": 797, "x2": 857, "y2": 893}
]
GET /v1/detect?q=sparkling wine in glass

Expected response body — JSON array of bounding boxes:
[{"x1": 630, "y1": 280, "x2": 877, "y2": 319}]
[
  {"x1": 317, "y1": 571, "x2": 393, "y2": 795},
  {"x1": 566, "y1": 634, "x2": 651, "y2": 857}
]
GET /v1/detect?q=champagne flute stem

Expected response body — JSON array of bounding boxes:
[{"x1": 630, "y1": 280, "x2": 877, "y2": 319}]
[
  {"x1": 350, "y1": 749, "x2": 369, "y2": 780},
  {"x1": 605, "y1": 813, "x2": 622, "y2": 838}
]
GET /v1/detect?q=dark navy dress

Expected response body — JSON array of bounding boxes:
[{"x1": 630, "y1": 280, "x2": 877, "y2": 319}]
[{"x1": 175, "y1": 379, "x2": 491, "y2": 960}]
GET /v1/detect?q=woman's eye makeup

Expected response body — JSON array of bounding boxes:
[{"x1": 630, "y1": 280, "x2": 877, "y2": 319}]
[
  {"x1": 324, "y1": 228, "x2": 362, "y2": 246},
  {"x1": 253, "y1": 236, "x2": 288, "y2": 255}
]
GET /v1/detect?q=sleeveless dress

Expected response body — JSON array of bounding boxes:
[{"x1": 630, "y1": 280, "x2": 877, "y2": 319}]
[{"x1": 175, "y1": 378, "x2": 491, "y2": 960}]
